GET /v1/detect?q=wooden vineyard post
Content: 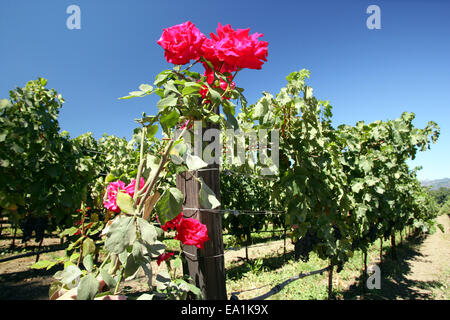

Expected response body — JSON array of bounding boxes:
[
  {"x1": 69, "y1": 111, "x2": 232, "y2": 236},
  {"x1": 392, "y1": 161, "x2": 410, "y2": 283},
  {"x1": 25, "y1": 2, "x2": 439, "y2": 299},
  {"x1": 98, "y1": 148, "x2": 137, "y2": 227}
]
[
  {"x1": 327, "y1": 263, "x2": 334, "y2": 300},
  {"x1": 391, "y1": 234, "x2": 396, "y2": 260},
  {"x1": 362, "y1": 251, "x2": 368, "y2": 295},
  {"x1": 380, "y1": 237, "x2": 383, "y2": 264},
  {"x1": 283, "y1": 225, "x2": 287, "y2": 262},
  {"x1": 176, "y1": 113, "x2": 226, "y2": 300}
]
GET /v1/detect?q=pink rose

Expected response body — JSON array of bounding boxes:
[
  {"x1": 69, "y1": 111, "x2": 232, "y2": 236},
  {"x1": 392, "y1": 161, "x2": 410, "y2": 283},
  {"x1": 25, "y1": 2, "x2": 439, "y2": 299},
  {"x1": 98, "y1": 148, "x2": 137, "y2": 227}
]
[
  {"x1": 103, "y1": 180, "x2": 126, "y2": 213},
  {"x1": 124, "y1": 177, "x2": 145, "y2": 198},
  {"x1": 174, "y1": 218, "x2": 210, "y2": 249},
  {"x1": 157, "y1": 21, "x2": 206, "y2": 65}
]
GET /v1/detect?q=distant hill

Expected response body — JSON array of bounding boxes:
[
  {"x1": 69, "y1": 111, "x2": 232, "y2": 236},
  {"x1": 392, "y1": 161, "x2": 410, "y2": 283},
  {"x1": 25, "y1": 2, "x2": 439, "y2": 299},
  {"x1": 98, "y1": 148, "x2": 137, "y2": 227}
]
[{"x1": 421, "y1": 178, "x2": 450, "y2": 190}]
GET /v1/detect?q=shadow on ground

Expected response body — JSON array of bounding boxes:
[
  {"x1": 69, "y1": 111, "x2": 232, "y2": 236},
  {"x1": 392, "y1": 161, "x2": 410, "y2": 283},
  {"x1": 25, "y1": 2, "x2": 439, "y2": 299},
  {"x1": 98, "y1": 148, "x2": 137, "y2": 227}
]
[
  {"x1": 226, "y1": 250, "x2": 295, "y2": 281},
  {"x1": 336, "y1": 234, "x2": 443, "y2": 300},
  {"x1": 0, "y1": 265, "x2": 64, "y2": 300}
]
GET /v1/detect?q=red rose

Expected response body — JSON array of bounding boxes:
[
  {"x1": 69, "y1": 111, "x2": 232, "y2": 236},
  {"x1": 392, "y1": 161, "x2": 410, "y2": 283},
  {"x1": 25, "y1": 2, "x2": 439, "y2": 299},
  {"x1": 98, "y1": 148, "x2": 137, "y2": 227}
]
[
  {"x1": 174, "y1": 218, "x2": 210, "y2": 249},
  {"x1": 208, "y1": 23, "x2": 268, "y2": 70},
  {"x1": 158, "y1": 212, "x2": 183, "y2": 232},
  {"x1": 157, "y1": 21, "x2": 206, "y2": 65},
  {"x1": 156, "y1": 252, "x2": 175, "y2": 266}
]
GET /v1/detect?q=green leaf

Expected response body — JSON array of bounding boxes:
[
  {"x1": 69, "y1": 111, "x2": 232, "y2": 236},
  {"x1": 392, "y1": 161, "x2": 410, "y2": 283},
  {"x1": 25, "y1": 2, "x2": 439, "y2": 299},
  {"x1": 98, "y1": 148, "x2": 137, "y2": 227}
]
[
  {"x1": 136, "y1": 293, "x2": 155, "y2": 300},
  {"x1": 164, "y1": 81, "x2": 180, "y2": 95},
  {"x1": 69, "y1": 252, "x2": 80, "y2": 263},
  {"x1": 154, "y1": 70, "x2": 173, "y2": 87},
  {"x1": 172, "y1": 257, "x2": 182, "y2": 269},
  {"x1": 174, "y1": 279, "x2": 203, "y2": 298},
  {"x1": 156, "y1": 95, "x2": 178, "y2": 111},
  {"x1": 59, "y1": 226, "x2": 79, "y2": 237},
  {"x1": 182, "y1": 84, "x2": 201, "y2": 96},
  {"x1": 100, "y1": 268, "x2": 117, "y2": 290},
  {"x1": 77, "y1": 273, "x2": 99, "y2": 300},
  {"x1": 118, "y1": 91, "x2": 145, "y2": 100},
  {"x1": 225, "y1": 112, "x2": 239, "y2": 130},
  {"x1": 360, "y1": 158, "x2": 373, "y2": 173},
  {"x1": 147, "y1": 125, "x2": 158, "y2": 139},
  {"x1": 254, "y1": 99, "x2": 269, "y2": 118},
  {"x1": 199, "y1": 178, "x2": 221, "y2": 209},
  {"x1": 186, "y1": 154, "x2": 208, "y2": 171},
  {"x1": 208, "y1": 114, "x2": 221, "y2": 123},
  {"x1": 83, "y1": 254, "x2": 94, "y2": 272},
  {"x1": 155, "y1": 187, "x2": 184, "y2": 225},
  {"x1": 0, "y1": 99, "x2": 10, "y2": 110},
  {"x1": 82, "y1": 238, "x2": 96, "y2": 256},
  {"x1": 123, "y1": 253, "x2": 140, "y2": 278},
  {"x1": 139, "y1": 84, "x2": 153, "y2": 93},
  {"x1": 351, "y1": 182, "x2": 364, "y2": 194},
  {"x1": 104, "y1": 216, "x2": 137, "y2": 254},
  {"x1": 54, "y1": 265, "x2": 82, "y2": 289},
  {"x1": 31, "y1": 260, "x2": 54, "y2": 270},
  {"x1": 208, "y1": 87, "x2": 222, "y2": 104},
  {"x1": 116, "y1": 191, "x2": 136, "y2": 215},
  {"x1": 160, "y1": 109, "x2": 180, "y2": 131},
  {"x1": 137, "y1": 218, "x2": 158, "y2": 245},
  {"x1": 105, "y1": 173, "x2": 117, "y2": 183}
]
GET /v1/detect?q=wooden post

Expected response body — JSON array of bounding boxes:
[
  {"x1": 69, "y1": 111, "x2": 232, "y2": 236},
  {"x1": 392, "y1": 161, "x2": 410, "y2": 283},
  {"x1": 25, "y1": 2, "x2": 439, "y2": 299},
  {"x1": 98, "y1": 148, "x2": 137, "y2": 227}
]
[
  {"x1": 328, "y1": 263, "x2": 333, "y2": 300},
  {"x1": 391, "y1": 235, "x2": 396, "y2": 260},
  {"x1": 11, "y1": 226, "x2": 17, "y2": 249},
  {"x1": 362, "y1": 251, "x2": 367, "y2": 295},
  {"x1": 35, "y1": 237, "x2": 44, "y2": 263},
  {"x1": 176, "y1": 114, "x2": 226, "y2": 300},
  {"x1": 283, "y1": 226, "x2": 287, "y2": 261},
  {"x1": 379, "y1": 238, "x2": 383, "y2": 264}
]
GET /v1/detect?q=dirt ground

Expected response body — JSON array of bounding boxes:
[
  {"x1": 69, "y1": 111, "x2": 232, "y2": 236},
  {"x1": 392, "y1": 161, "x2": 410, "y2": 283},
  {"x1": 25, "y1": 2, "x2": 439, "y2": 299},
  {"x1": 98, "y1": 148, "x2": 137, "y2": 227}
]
[
  {"x1": 0, "y1": 234, "x2": 64, "y2": 300},
  {"x1": 0, "y1": 216, "x2": 448, "y2": 300},
  {"x1": 404, "y1": 214, "x2": 450, "y2": 298}
]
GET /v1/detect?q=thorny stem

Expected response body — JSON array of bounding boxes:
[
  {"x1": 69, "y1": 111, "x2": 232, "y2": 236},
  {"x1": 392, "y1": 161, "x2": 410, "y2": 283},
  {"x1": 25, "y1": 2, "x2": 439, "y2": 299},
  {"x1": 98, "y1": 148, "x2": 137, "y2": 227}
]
[
  {"x1": 185, "y1": 58, "x2": 200, "y2": 72},
  {"x1": 136, "y1": 122, "x2": 190, "y2": 214},
  {"x1": 114, "y1": 270, "x2": 123, "y2": 295},
  {"x1": 133, "y1": 126, "x2": 147, "y2": 203},
  {"x1": 94, "y1": 252, "x2": 111, "y2": 278}
]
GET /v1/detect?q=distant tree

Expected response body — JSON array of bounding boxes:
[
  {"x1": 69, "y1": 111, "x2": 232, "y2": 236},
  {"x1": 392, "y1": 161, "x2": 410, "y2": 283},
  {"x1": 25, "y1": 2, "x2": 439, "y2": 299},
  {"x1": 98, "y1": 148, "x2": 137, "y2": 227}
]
[{"x1": 429, "y1": 187, "x2": 450, "y2": 206}]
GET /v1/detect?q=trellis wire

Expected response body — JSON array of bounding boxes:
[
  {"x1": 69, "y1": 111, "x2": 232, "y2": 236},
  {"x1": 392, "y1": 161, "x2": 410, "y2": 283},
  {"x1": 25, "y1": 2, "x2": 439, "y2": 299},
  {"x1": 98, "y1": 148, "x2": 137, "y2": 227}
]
[{"x1": 182, "y1": 207, "x2": 285, "y2": 216}]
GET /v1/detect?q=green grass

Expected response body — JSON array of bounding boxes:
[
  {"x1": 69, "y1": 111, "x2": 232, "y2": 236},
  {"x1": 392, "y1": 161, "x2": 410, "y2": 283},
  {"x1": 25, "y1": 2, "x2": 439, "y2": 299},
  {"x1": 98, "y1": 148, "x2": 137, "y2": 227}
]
[{"x1": 226, "y1": 229, "x2": 445, "y2": 300}]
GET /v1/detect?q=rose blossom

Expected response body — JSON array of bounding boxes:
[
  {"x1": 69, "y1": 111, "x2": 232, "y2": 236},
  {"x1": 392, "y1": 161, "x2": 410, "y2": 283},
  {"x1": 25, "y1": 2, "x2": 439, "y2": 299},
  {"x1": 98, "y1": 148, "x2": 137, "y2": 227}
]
[
  {"x1": 206, "y1": 23, "x2": 268, "y2": 71},
  {"x1": 157, "y1": 21, "x2": 206, "y2": 65},
  {"x1": 157, "y1": 212, "x2": 184, "y2": 231},
  {"x1": 174, "y1": 217, "x2": 210, "y2": 249},
  {"x1": 103, "y1": 180, "x2": 126, "y2": 213},
  {"x1": 156, "y1": 252, "x2": 175, "y2": 266},
  {"x1": 124, "y1": 177, "x2": 145, "y2": 198}
]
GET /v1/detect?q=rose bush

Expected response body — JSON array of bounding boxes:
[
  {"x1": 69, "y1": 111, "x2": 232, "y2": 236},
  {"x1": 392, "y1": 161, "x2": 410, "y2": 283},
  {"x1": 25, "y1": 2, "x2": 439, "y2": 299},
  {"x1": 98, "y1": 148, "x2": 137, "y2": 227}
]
[{"x1": 40, "y1": 20, "x2": 267, "y2": 300}]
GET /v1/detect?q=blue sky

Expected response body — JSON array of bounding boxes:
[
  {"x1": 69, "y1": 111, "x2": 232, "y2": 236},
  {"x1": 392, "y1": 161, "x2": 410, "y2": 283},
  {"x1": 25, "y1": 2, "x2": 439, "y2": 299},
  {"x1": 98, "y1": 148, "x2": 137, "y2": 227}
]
[{"x1": 1, "y1": 0, "x2": 449, "y2": 180}]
